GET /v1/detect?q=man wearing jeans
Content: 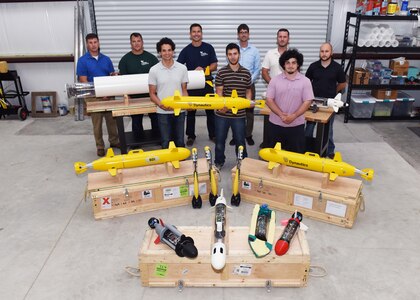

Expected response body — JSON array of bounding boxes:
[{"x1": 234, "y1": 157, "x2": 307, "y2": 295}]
[
  {"x1": 214, "y1": 43, "x2": 252, "y2": 170},
  {"x1": 149, "y1": 38, "x2": 189, "y2": 148},
  {"x1": 177, "y1": 23, "x2": 218, "y2": 146}
]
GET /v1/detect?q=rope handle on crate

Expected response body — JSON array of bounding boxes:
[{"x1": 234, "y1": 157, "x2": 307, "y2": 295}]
[
  {"x1": 309, "y1": 265, "x2": 328, "y2": 277},
  {"x1": 360, "y1": 193, "x2": 365, "y2": 212},
  {"x1": 124, "y1": 266, "x2": 141, "y2": 277}
]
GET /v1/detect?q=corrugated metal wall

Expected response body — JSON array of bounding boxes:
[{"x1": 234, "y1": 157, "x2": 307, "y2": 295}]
[{"x1": 93, "y1": 0, "x2": 330, "y2": 97}]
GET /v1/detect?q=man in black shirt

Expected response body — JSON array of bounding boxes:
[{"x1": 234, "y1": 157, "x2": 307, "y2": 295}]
[{"x1": 305, "y1": 43, "x2": 346, "y2": 158}]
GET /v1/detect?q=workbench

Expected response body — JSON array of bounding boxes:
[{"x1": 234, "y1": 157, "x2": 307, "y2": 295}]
[
  {"x1": 86, "y1": 97, "x2": 160, "y2": 154},
  {"x1": 260, "y1": 106, "x2": 334, "y2": 157}
]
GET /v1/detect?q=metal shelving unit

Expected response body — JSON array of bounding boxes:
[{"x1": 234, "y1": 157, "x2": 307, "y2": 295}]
[{"x1": 341, "y1": 12, "x2": 420, "y2": 123}]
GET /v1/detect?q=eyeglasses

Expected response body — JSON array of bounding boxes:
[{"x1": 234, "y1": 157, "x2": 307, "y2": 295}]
[{"x1": 239, "y1": 31, "x2": 249, "y2": 34}]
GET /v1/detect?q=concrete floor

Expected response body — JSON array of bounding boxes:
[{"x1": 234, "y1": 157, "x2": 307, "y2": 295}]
[{"x1": 1, "y1": 113, "x2": 420, "y2": 300}]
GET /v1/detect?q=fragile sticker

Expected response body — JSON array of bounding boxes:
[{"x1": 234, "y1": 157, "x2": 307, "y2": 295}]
[
  {"x1": 101, "y1": 196, "x2": 112, "y2": 209},
  {"x1": 325, "y1": 201, "x2": 347, "y2": 217},
  {"x1": 293, "y1": 193, "x2": 313, "y2": 209},
  {"x1": 242, "y1": 181, "x2": 252, "y2": 190},
  {"x1": 233, "y1": 264, "x2": 252, "y2": 276},
  {"x1": 154, "y1": 263, "x2": 168, "y2": 277},
  {"x1": 142, "y1": 190, "x2": 153, "y2": 199}
]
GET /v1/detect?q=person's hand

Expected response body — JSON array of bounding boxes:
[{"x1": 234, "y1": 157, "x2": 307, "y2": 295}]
[
  {"x1": 110, "y1": 71, "x2": 119, "y2": 76},
  {"x1": 158, "y1": 103, "x2": 172, "y2": 111},
  {"x1": 281, "y1": 113, "x2": 297, "y2": 124},
  {"x1": 195, "y1": 66, "x2": 204, "y2": 71},
  {"x1": 217, "y1": 107, "x2": 228, "y2": 114}
]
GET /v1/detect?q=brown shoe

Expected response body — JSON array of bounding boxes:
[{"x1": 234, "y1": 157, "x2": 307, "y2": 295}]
[
  {"x1": 110, "y1": 143, "x2": 121, "y2": 149},
  {"x1": 97, "y1": 149, "x2": 105, "y2": 157}
]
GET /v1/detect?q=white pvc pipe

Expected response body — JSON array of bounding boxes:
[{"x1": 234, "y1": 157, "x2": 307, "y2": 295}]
[{"x1": 93, "y1": 70, "x2": 205, "y2": 97}]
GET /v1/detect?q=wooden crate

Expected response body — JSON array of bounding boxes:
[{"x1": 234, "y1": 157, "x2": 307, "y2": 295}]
[
  {"x1": 88, "y1": 158, "x2": 212, "y2": 219},
  {"x1": 232, "y1": 158, "x2": 364, "y2": 228},
  {"x1": 139, "y1": 226, "x2": 309, "y2": 288}
]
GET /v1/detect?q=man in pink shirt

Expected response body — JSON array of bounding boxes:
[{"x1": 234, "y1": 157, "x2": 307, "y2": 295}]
[{"x1": 265, "y1": 49, "x2": 313, "y2": 153}]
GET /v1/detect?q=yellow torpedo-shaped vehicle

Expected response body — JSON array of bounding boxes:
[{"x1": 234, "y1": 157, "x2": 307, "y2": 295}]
[
  {"x1": 161, "y1": 90, "x2": 265, "y2": 116},
  {"x1": 74, "y1": 141, "x2": 191, "y2": 176},
  {"x1": 259, "y1": 143, "x2": 374, "y2": 181}
]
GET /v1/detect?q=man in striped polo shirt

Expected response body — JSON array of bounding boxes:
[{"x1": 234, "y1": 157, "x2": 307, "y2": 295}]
[{"x1": 214, "y1": 43, "x2": 252, "y2": 170}]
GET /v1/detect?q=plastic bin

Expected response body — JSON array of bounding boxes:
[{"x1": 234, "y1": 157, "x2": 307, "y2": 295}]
[
  {"x1": 390, "y1": 75, "x2": 406, "y2": 85},
  {"x1": 373, "y1": 99, "x2": 395, "y2": 117},
  {"x1": 392, "y1": 92, "x2": 415, "y2": 117},
  {"x1": 350, "y1": 94, "x2": 376, "y2": 118}
]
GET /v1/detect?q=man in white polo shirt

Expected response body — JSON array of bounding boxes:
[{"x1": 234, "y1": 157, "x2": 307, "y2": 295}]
[
  {"x1": 149, "y1": 37, "x2": 189, "y2": 148},
  {"x1": 261, "y1": 28, "x2": 290, "y2": 84}
]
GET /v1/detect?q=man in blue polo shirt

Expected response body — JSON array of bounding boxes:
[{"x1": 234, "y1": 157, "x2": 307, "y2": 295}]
[
  {"x1": 177, "y1": 23, "x2": 218, "y2": 147},
  {"x1": 76, "y1": 33, "x2": 119, "y2": 157}
]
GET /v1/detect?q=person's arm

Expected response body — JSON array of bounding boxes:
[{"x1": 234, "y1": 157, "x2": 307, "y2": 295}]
[
  {"x1": 216, "y1": 85, "x2": 223, "y2": 97},
  {"x1": 251, "y1": 50, "x2": 261, "y2": 83},
  {"x1": 262, "y1": 68, "x2": 271, "y2": 84},
  {"x1": 149, "y1": 84, "x2": 170, "y2": 111},
  {"x1": 336, "y1": 82, "x2": 347, "y2": 94},
  {"x1": 266, "y1": 96, "x2": 286, "y2": 118},
  {"x1": 181, "y1": 82, "x2": 188, "y2": 97},
  {"x1": 78, "y1": 76, "x2": 88, "y2": 83}
]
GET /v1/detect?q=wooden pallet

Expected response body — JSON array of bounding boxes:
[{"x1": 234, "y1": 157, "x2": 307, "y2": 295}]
[
  {"x1": 139, "y1": 226, "x2": 309, "y2": 288},
  {"x1": 232, "y1": 158, "x2": 364, "y2": 228}
]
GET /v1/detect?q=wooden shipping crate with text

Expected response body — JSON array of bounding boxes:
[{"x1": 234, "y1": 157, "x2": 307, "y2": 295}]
[
  {"x1": 139, "y1": 226, "x2": 309, "y2": 288},
  {"x1": 232, "y1": 158, "x2": 364, "y2": 228},
  {"x1": 87, "y1": 158, "x2": 212, "y2": 219}
]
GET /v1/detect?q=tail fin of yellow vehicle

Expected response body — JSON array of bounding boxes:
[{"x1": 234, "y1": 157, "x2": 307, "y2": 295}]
[
  {"x1": 254, "y1": 100, "x2": 266, "y2": 108},
  {"x1": 169, "y1": 141, "x2": 176, "y2": 151},
  {"x1": 173, "y1": 108, "x2": 181, "y2": 116},
  {"x1": 329, "y1": 172, "x2": 339, "y2": 181},
  {"x1": 204, "y1": 66, "x2": 213, "y2": 87},
  {"x1": 333, "y1": 152, "x2": 342, "y2": 162},
  {"x1": 106, "y1": 148, "x2": 115, "y2": 158},
  {"x1": 74, "y1": 162, "x2": 88, "y2": 175},
  {"x1": 173, "y1": 90, "x2": 182, "y2": 101},
  {"x1": 108, "y1": 168, "x2": 117, "y2": 177},
  {"x1": 361, "y1": 168, "x2": 374, "y2": 181},
  {"x1": 231, "y1": 107, "x2": 238, "y2": 114},
  {"x1": 231, "y1": 90, "x2": 238, "y2": 98},
  {"x1": 274, "y1": 143, "x2": 282, "y2": 151}
]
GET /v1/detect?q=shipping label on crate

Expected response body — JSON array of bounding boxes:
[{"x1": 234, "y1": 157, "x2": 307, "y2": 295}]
[
  {"x1": 325, "y1": 201, "x2": 347, "y2": 217},
  {"x1": 163, "y1": 185, "x2": 189, "y2": 200},
  {"x1": 293, "y1": 193, "x2": 313, "y2": 210},
  {"x1": 100, "y1": 196, "x2": 112, "y2": 209},
  {"x1": 241, "y1": 180, "x2": 252, "y2": 190},
  {"x1": 141, "y1": 190, "x2": 153, "y2": 199},
  {"x1": 188, "y1": 182, "x2": 207, "y2": 195},
  {"x1": 233, "y1": 264, "x2": 253, "y2": 276},
  {"x1": 154, "y1": 263, "x2": 168, "y2": 277}
]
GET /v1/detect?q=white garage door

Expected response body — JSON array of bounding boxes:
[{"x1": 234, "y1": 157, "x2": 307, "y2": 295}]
[{"x1": 92, "y1": 0, "x2": 331, "y2": 97}]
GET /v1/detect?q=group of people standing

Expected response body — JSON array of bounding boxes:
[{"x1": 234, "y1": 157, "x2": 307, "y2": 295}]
[{"x1": 76, "y1": 24, "x2": 346, "y2": 168}]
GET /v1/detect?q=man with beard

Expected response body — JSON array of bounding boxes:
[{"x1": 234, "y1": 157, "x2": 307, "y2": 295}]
[
  {"x1": 265, "y1": 49, "x2": 313, "y2": 153},
  {"x1": 262, "y1": 28, "x2": 290, "y2": 84},
  {"x1": 177, "y1": 23, "x2": 218, "y2": 147},
  {"x1": 305, "y1": 43, "x2": 347, "y2": 158},
  {"x1": 214, "y1": 43, "x2": 252, "y2": 170},
  {"x1": 118, "y1": 32, "x2": 159, "y2": 139}
]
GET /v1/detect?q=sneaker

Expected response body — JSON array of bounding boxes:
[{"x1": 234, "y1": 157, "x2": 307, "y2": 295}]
[
  {"x1": 186, "y1": 137, "x2": 195, "y2": 147},
  {"x1": 110, "y1": 143, "x2": 121, "y2": 149},
  {"x1": 229, "y1": 139, "x2": 235, "y2": 146},
  {"x1": 215, "y1": 163, "x2": 224, "y2": 171},
  {"x1": 97, "y1": 149, "x2": 105, "y2": 157},
  {"x1": 246, "y1": 136, "x2": 255, "y2": 146}
]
